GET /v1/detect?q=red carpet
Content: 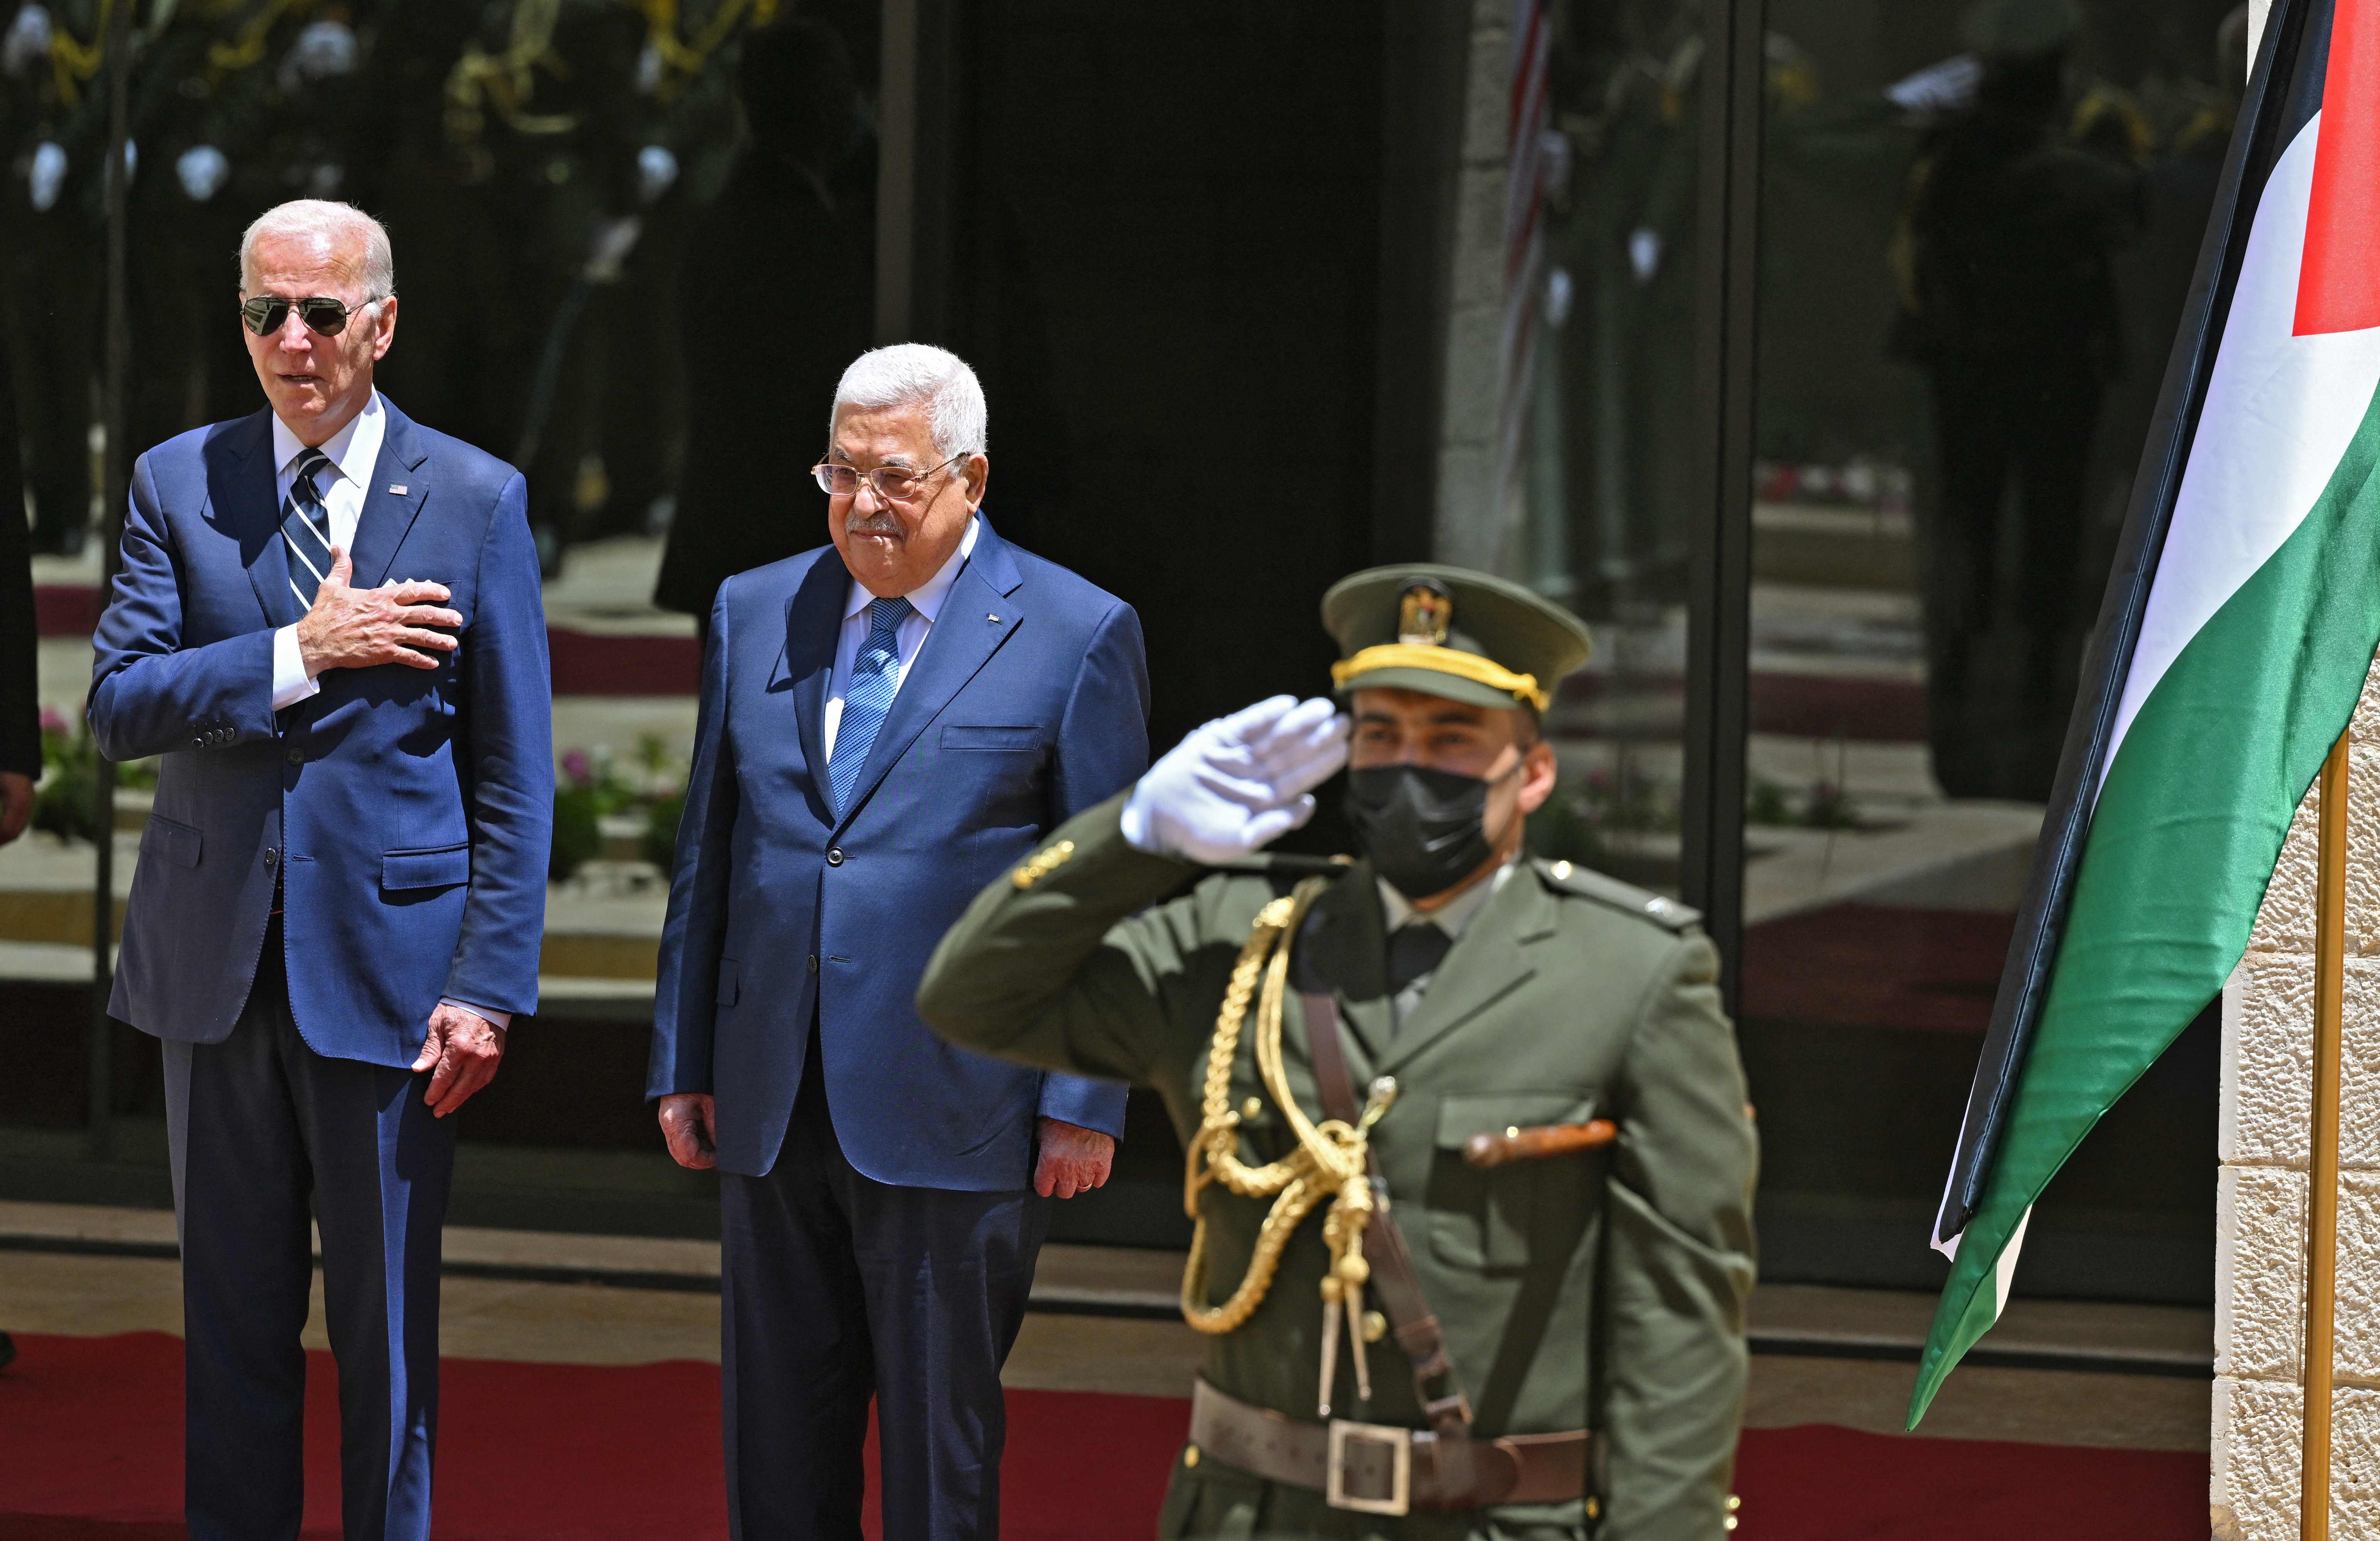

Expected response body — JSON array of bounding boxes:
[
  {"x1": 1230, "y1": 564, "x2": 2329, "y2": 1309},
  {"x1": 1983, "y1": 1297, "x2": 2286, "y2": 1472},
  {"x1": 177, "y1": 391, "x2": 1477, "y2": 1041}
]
[{"x1": 0, "y1": 1333, "x2": 2203, "y2": 1539}]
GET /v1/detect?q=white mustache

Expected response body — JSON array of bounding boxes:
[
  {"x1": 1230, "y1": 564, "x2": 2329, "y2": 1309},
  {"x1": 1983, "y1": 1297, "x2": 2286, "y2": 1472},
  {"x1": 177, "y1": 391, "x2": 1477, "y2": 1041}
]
[{"x1": 845, "y1": 511, "x2": 903, "y2": 537}]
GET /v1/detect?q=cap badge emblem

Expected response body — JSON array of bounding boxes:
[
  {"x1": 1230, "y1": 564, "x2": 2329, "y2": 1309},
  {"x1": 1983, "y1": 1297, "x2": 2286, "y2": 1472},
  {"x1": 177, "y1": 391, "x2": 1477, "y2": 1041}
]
[{"x1": 1397, "y1": 581, "x2": 1452, "y2": 647}]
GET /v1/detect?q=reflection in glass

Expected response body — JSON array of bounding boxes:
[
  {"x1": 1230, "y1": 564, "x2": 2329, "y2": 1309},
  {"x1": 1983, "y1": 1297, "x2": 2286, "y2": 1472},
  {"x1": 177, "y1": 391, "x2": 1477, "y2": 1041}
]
[
  {"x1": 1524, "y1": 0, "x2": 1711, "y2": 896},
  {"x1": 1739, "y1": 0, "x2": 2241, "y2": 1291}
]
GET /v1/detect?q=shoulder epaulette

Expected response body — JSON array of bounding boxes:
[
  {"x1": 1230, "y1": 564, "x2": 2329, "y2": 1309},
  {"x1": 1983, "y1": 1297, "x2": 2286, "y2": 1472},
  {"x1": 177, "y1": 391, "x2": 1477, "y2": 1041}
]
[{"x1": 1531, "y1": 856, "x2": 1701, "y2": 932}]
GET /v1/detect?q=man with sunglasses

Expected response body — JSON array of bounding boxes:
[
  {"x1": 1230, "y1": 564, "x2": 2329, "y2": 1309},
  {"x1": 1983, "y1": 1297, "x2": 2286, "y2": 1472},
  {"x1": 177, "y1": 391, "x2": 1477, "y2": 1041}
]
[
  {"x1": 648, "y1": 343, "x2": 1147, "y2": 1540},
  {"x1": 86, "y1": 198, "x2": 552, "y2": 1541}
]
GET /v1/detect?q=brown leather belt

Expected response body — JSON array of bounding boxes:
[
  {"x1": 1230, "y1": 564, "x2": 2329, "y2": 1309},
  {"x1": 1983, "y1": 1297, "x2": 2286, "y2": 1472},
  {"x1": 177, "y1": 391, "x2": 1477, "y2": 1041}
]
[{"x1": 1188, "y1": 1379, "x2": 1591, "y2": 1516}]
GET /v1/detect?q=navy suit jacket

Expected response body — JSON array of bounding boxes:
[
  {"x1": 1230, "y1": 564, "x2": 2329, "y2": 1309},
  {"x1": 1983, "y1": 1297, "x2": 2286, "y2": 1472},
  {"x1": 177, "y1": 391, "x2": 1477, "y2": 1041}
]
[
  {"x1": 647, "y1": 520, "x2": 1145, "y2": 1186},
  {"x1": 88, "y1": 401, "x2": 554, "y2": 1066}
]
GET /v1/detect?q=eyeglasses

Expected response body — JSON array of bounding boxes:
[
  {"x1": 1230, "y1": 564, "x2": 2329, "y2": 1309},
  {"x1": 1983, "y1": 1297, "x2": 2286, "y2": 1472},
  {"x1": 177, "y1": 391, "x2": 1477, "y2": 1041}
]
[
  {"x1": 238, "y1": 294, "x2": 380, "y2": 338},
  {"x1": 809, "y1": 453, "x2": 970, "y2": 504}
]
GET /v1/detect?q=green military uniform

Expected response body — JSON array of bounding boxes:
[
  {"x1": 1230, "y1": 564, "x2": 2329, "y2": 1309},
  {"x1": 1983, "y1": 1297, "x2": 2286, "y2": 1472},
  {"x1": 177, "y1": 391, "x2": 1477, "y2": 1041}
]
[{"x1": 918, "y1": 568, "x2": 1757, "y2": 1541}]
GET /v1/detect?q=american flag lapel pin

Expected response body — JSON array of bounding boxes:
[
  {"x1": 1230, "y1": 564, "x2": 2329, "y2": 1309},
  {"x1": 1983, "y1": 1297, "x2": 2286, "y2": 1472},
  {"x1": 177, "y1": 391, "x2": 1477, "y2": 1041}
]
[{"x1": 388, "y1": 484, "x2": 408, "y2": 496}]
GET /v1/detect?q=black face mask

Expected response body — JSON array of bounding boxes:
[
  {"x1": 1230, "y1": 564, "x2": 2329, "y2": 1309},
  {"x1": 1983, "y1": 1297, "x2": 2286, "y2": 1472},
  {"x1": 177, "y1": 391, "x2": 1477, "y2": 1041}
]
[{"x1": 1344, "y1": 765, "x2": 1498, "y2": 902}]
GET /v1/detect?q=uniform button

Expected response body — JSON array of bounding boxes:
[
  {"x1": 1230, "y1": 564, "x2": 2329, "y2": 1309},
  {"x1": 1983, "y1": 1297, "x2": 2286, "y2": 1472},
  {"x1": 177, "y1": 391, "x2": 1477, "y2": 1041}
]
[
  {"x1": 263, "y1": 848, "x2": 279, "y2": 870},
  {"x1": 286, "y1": 747, "x2": 304, "y2": 765},
  {"x1": 825, "y1": 847, "x2": 844, "y2": 866},
  {"x1": 191, "y1": 736, "x2": 204, "y2": 749},
  {"x1": 807, "y1": 954, "x2": 819, "y2": 973}
]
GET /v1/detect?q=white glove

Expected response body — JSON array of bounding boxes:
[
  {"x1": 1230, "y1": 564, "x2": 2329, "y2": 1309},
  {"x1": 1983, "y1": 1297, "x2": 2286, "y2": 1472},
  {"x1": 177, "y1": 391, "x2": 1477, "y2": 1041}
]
[
  {"x1": 636, "y1": 144, "x2": 679, "y2": 205},
  {"x1": 1885, "y1": 54, "x2": 1981, "y2": 115},
  {"x1": 27, "y1": 140, "x2": 63, "y2": 211},
  {"x1": 177, "y1": 144, "x2": 228, "y2": 201},
  {"x1": 1628, "y1": 227, "x2": 1662, "y2": 284},
  {"x1": 3, "y1": 4, "x2": 50, "y2": 78},
  {"x1": 1122, "y1": 695, "x2": 1350, "y2": 864},
  {"x1": 584, "y1": 214, "x2": 643, "y2": 281},
  {"x1": 277, "y1": 18, "x2": 357, "y2": 91}
]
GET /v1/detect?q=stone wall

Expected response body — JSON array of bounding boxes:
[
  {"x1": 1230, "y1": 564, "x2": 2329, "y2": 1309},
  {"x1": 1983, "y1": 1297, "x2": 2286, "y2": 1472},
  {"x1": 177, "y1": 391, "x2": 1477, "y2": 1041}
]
[{"x1": 2211, "y1": 654, "x2": 2380, "y2": 1538}]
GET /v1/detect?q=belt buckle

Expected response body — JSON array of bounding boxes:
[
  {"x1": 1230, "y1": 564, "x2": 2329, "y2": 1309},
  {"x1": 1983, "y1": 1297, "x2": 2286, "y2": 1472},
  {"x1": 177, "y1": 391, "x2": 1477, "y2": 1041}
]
[{"x1": 1325, "y1": 1419, "x2": 1412, "y2": 1516}]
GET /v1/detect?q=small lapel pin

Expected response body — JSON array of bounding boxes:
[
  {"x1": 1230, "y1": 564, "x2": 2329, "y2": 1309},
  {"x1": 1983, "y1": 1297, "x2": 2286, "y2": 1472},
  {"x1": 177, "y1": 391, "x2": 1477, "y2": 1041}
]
[
  {"x1": 388, "y1": 484, "x2": 408, "y2": 496},
  {"x1": 987, "y1": 612, "x2": 999, "y2": 622}
]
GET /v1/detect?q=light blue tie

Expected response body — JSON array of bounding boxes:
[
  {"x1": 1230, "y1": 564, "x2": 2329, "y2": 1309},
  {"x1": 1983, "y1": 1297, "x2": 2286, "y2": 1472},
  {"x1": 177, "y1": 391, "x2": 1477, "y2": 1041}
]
[{"x1": 828, "y1": 595, "x2": 914, "y2": 815}]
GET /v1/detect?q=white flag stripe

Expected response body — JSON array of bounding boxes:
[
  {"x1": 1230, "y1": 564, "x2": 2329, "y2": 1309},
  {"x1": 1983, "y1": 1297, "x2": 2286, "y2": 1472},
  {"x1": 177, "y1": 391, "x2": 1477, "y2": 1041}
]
[
  {"x1": 2101, "y1": 112, "x2": 2380, "y2": 793},
  {"x1": 282, "y1": 529, "x2": 325, "y2": 585},
  {"x1": 1990, "y1": 1208, "x2": 2032, "y2": 1323},
  {"x1": 290, "y1": 505, "x2": 332, "y2": 554}
]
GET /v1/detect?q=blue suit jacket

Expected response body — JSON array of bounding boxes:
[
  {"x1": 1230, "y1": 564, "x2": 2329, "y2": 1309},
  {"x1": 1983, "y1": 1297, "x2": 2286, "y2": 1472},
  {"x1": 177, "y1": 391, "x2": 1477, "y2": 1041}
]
[
  {"x1": 647, "y1": 520, "x2": 1146, "y2": 1185},
  {"x1": 88, "y1": 401, "x2": 554, "y2": 1066}
]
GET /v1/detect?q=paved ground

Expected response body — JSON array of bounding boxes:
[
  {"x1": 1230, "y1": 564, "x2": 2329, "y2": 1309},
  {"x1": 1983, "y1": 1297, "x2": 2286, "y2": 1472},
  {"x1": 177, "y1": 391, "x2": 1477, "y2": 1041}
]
[{"x1": 0, "y1": 1201, "x2": 2210, "y2": 1451}]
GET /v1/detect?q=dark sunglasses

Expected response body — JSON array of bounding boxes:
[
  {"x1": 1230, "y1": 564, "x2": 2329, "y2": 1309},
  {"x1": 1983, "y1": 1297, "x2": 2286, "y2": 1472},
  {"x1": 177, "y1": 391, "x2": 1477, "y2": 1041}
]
[{"x1": 238, "y1": 294, "x2": 379, "y2": 337}]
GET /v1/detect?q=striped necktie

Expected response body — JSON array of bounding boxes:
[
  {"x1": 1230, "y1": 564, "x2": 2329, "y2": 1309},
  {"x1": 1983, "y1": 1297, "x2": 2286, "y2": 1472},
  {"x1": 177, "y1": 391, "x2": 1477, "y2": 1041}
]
[
  {"x1": 280, "y1": 448, "x2": 335, "y2": 617},
  {"x1": 827, "y1": 595, "x2": 916, "y2": 815}
]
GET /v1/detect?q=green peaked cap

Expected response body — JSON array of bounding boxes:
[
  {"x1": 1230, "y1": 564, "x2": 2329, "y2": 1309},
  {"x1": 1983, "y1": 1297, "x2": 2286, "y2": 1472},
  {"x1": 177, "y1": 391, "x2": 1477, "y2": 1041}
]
[{"x1": 1320, "y1": 563, "x2": 1592, "y2": 713}]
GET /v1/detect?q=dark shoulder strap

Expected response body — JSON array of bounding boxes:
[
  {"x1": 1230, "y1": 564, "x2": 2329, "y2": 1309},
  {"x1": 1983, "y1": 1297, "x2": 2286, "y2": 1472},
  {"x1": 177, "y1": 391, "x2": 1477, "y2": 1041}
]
[
  {"x1": 1300, "y1": 991, "x2": 1481, "y2": 1462},
  {"x1": 1303, "y1": 988, "x2": 1363, "y2": 1126}
]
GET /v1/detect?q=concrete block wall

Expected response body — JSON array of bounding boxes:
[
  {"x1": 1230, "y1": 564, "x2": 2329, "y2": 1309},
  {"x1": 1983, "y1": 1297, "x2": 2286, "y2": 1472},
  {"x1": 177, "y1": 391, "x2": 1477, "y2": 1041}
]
[{"x1": 2212, "y1": 653, "x2": 2380, "y2": 1539}]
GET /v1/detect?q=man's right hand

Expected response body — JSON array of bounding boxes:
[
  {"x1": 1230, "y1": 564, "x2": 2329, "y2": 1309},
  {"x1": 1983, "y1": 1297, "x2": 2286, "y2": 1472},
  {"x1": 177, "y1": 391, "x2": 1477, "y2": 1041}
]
[
  {"x1": 294, "y1": 547, "x2": 462, "y2": 678},
  {"x1": 1121, "y1": 695, "x2": 1349, "y2": 864},
  {"x1": 659, "y1": 1093, "x2": 718, "y2": 1170}
]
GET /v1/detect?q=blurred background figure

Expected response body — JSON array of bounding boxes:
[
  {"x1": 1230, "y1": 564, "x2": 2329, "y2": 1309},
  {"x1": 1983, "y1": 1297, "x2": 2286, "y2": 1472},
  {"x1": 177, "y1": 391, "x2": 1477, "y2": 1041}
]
[
  {"x1": 392, "y1": 0, "x2": 647, "y2": 576},
  {"x1": 1887, "y1": 0, "x2": 2142, "y2": 799},
  {"x1": 580, "y1": 0, "x2": 781, "y2": 546},
  {"x1": 651, "y1": 17, "x2": 874, "y2": 636},
  {"x1": 2, "y1": 0, "x2": 109, "y2": 555},
  {"x1": 126, "y1": 0, "x2": 371, "y2": 478}
]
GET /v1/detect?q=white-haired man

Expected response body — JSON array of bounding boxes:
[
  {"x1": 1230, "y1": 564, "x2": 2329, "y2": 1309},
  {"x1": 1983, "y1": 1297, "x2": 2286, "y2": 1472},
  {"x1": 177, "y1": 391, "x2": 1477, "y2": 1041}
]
[
  {"x1": 648, "y1": 344, "x2": 1148, "y2": 1538},
  {"x1": 87, "y1": 199, "x2": 552, "y2": 1541}
]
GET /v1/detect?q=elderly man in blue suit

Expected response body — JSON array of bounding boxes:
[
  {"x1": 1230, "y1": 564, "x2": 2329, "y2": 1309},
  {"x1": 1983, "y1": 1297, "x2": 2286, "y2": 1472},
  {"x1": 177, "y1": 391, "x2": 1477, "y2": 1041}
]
[
  {"x1": 88, "y1": 200, "x2": 552, "y2": 1541},
  {"x1": 650, "y1": 344, "x2": 1146, "y2": 1539}
]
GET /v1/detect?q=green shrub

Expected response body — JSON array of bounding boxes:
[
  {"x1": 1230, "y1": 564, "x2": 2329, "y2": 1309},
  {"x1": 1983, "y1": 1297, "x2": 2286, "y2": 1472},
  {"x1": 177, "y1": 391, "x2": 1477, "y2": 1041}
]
[
  {"x1": 550, "y1": 784, "x2": 605, "y2": 883},
  {"x1": 641, "y1": 792, "x2": 686, "y2": 870}
]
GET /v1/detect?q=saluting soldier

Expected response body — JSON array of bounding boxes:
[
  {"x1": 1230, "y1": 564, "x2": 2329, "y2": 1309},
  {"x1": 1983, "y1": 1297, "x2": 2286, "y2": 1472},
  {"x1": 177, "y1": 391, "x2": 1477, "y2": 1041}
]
[{"x1": 919, "y1": 566, "x2": 1757, "y2": 1540}]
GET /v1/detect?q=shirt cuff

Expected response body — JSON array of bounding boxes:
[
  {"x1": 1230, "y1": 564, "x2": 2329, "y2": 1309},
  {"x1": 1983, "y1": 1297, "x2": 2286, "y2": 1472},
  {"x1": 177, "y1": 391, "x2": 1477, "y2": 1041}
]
[
  {"x1": 270, "y1": 625, "x2": 321, "y2": 712},
  {"x1": 439, "y1": 998, "x2": 512, "y2": 1031}
]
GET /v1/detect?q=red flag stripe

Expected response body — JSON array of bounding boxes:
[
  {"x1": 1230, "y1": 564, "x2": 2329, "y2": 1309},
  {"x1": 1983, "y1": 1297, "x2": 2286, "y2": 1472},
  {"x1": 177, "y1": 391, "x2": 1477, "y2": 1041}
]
[{"x1": 2297, "y1": 0, "x2": 2380, "y2": 333}]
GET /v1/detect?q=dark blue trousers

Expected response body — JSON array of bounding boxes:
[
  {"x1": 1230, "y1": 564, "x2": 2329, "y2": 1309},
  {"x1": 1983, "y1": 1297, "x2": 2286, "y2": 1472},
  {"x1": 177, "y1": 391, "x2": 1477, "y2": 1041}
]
[
  {"x1": 162, "y1": 919, "x2": 455, "y2": 1541},
  {"x1": 720, "y1": 1040, "x2": 1050, "y2": 1541}
]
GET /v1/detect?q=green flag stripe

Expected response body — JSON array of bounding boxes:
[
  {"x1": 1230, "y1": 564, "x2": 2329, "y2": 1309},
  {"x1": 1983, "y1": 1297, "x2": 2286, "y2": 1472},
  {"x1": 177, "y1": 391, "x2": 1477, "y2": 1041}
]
[{"x1": 1908, "y1": 379, "x2": 2380, "y2": 1427}]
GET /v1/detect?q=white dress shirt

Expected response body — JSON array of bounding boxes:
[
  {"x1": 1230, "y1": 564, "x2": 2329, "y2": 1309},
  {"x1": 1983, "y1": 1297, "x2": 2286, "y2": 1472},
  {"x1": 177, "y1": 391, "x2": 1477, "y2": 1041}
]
[
  {"x1": 267, "y1": 390, "x2": 385, "y2": 712},
  {"x1": 258, "y1": 392, "x2": 507, "y2": 1032},
  {"x1": 822, "y1": 514, "x2": 980, "y2": 761}
]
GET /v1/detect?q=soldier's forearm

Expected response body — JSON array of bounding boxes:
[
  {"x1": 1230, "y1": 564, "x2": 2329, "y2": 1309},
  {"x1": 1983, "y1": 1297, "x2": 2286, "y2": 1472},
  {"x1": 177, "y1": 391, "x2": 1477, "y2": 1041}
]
[{"x1": 915, "y1": 789, "x2": 1191, "y2": 1058}]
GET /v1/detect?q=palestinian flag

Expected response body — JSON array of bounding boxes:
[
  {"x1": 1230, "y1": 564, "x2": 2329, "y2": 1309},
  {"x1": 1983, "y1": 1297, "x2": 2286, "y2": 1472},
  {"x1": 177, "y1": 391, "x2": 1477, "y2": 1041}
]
[{"x1": 1911, "y1": 0, "x2": 2380, "y2": 1423}]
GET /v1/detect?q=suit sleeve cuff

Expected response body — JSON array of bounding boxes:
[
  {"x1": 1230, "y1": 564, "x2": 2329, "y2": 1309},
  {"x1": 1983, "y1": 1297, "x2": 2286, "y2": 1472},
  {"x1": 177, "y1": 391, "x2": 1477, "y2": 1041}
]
[
  {"x1": 1036, "y1": 1074, "x2": 1128, "y2": 1138},
  {"x1": 440, "y1": 998, "x2": 512, "y2": 1031},
  {"x1": 270, "y1": 626, "x2": 320, "y2": 712}
]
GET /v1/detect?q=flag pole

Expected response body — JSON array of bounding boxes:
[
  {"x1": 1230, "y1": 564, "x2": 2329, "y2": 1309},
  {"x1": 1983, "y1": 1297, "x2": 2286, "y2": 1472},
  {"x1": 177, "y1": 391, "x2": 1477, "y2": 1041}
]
[{"x1": 2301, "y1": 728, "x2": 2349, "y2": 1541}]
